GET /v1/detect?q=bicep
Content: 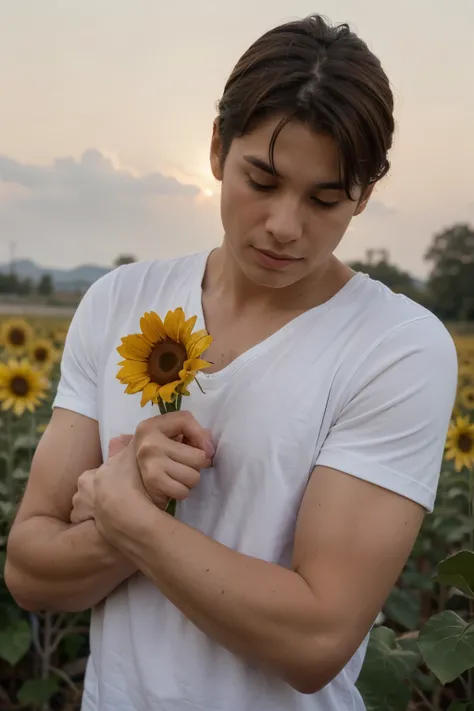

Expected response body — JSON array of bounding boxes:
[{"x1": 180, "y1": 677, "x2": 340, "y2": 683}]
[
  {"x1": 13, "y1": 408, "x2": 103, "y2": 526},
  {"x1": 292, "y1": 465, "x2": 424, "y2": 660}
]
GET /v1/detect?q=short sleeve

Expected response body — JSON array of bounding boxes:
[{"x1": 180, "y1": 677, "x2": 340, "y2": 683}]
[
  {"x1": 52, "y1": 277, "x2": 108, "y2": 420},
  {"x1": 315, "y1": 316, "x2": 458, "y2": 512}
]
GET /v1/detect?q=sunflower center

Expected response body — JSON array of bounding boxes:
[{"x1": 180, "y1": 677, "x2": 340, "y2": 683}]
[
  {"x1": 9, "y1": 328, "x2": 26, "y2": 347},
  {"x1": 458, "y1": 433, "x2": 473, "y2": 453},
  {"x1": 148, "y1": 340, "x2": 187, "y2": 385},
  {"x1": 10, "y1": 376, "x2": 29, "y2": 396},
  {"x1": 35, "y1": 347, "x2": 48, "y2": 362}
]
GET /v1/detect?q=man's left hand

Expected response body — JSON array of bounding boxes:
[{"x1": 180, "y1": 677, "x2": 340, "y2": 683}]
[{"x1": 70, "y1": 435, "x2": 137, "y2": 525}]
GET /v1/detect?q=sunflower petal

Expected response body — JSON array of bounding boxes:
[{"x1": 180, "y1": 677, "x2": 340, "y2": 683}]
[
  {"x1": 117, "y1": 361, "x2": 149, "y2": 377},
  {"x1": 158, "y1": 380, "x2": 181, "y2": 403},
  {"x1": 117, "y1": 334, "x2": 152, "y2": 360},
  {"x1": 164, "y1": 308, "x2": 185, "y2": 342},
  {"x1": 140, "y1": 312, "x2": 166, "y2": 344},
  {"x1": 180, "y1": 315, "x2": 198, "y2": 348},
  {"x1": 188, "y1": 335, "x2": 213, "y2": 360},
  {"x1": 181, "y1": 358, "x2": 212, "y2": 375},
  {"x1": 124, "y1": 377, "x2": 151, "y2": 394},
  {"x1": 118, "y1": 372, "x2": 151, "y2": 387},
  {"x1": 13, "y1": 400, "x2": 26, "y2": 417},
  {"x1": 141, "y1": 382, "x2": 160, "y2": 407}
]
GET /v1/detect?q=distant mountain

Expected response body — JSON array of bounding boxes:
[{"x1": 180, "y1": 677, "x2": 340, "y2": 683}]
[{"x1": 0, "y1": 259, "x2": 110, "y2": 292}]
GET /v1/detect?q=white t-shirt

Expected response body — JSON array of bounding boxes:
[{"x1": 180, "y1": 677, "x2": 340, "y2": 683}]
[{"x1": 53, "y1": 249, "x2": 458, "y2": 711}]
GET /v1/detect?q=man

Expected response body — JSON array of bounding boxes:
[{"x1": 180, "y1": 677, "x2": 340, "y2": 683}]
[{"x1": 5, "y1": 14, "x2": 457, "y2": 711}]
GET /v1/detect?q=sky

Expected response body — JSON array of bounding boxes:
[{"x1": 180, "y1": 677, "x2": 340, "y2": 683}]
[{"x1": 0, "y1": 0, "x2": 472, "y2": 276}]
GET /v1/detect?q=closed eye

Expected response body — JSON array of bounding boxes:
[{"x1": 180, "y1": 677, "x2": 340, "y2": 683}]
[
  {"x1": 311, "y1": 197, "x2": 341, "y2": 209},
  {"x1": 247, "y1": 176, "x2": 340, "y2": 209},
  {"x1": 246, "y1": 176, "x2": 275, "y2": 192}
]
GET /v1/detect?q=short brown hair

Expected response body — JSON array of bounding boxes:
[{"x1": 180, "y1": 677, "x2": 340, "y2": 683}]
[{"x1": 217, "y1": 14, "x2": 395, "y2": 200}]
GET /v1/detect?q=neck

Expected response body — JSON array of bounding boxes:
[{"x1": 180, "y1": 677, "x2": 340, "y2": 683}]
[{"x1": 203, "y1": 241, "x2": 354, "y2": 314}]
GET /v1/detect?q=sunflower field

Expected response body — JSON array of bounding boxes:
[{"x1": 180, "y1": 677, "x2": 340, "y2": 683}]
[{"x1": 0, "y1": 315, "x2": 473, "y2": 710}]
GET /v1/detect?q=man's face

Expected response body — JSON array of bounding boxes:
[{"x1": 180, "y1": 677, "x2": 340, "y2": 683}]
[{"x1": 210, "y1": 116, "x2": 373, "y2": 289}]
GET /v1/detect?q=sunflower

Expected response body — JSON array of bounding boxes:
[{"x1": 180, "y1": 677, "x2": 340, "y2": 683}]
[
  {"x1": 28, "y1": 338, "x2": 57, "y2": 372},
  {"x1": 0, "y1": 359, "x2": 49, "y2": 417},
  {"x1": 458, "y1": 363, "x2": 474, "y2": 385},
  {"x1": 458, "y1": 386, "x2": 474, "y2": 411},
  {"x1": 445, "y1": 415, "x2": 474, "y2": 472},
  {"x1": 117, "y1": 307, "x2": 213, "y2": 409},
  {"x1": 0, "y1": 318, "x2": 34, "y2": 354}
]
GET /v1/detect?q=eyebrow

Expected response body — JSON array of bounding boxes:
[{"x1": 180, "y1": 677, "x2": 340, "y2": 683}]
[{"x1": 243, "y1": 155, "x2": 344, "y2": 191}]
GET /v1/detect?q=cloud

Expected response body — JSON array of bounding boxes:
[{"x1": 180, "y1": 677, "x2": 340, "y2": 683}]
[
  {"x1": 0, "y1": 150, "x2": 221, "y2": 268},
  {"x1": 0, "y1": 150, "x2": 455, "y2": 279},
  {"x1": 365, "y1": 199, "x2": 398, "y2": 217}
]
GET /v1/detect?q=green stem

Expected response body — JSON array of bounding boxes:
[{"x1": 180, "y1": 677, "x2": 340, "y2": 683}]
[
  {"x1": 157, "y1": 399, "x2": 167, "y2": 415},
  {"x1": 410, "y1": 682, "x2": 438, "y2": 711},
  {"x1": 5, "y1": 410, "x2": 15, "y2": 503},
  {"x1": 29, "y1": 411, "x2": 36, "y2": 469}
]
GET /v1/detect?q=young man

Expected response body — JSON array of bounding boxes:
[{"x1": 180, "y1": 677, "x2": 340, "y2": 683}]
[{"x1": 5, "y1": 14, "x2": 457, "y2": 711}]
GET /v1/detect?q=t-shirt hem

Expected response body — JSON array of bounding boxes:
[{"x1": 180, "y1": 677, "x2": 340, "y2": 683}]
[
  {"x1": 52, "y1": 395, "x2": 97, "y2": 421},
  {"x1": 315, "y1": 450, "x2": 436, "y2": 512}
]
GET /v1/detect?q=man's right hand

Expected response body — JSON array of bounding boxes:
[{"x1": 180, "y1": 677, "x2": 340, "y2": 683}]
[{"x1": 118, "y1": 411, "x2": 215, "y2": 511}]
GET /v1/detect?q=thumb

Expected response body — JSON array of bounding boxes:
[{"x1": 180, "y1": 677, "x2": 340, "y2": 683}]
[{"x1": 108, "y1": 434, "x2": 133, "y2": 459}]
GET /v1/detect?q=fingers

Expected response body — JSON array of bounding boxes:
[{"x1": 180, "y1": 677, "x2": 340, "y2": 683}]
[
  {"x1": 139, "y1": 411, "x2": 215, "y2": 459},
  {"x1": 70, "y1": 491, "x2": 93, "y2": 524},
  {"x1": 162, "y1": 436, "x2": 212, "y2": 470},
  {"x1": 142, "y1": 459, "x2": 200, "y2": 503},
  {"x1": 108, "y1": 434, "x2": 133, "y2": 458}
]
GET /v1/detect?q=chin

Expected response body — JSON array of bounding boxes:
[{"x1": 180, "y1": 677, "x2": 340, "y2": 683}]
[{"x1": 244, "y1": 262, "x2": 303, "y2": 289}]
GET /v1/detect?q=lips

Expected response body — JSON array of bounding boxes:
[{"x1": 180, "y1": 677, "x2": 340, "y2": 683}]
[{"x1": 257, "y1": 248, "x2": 299, "y2": 261}]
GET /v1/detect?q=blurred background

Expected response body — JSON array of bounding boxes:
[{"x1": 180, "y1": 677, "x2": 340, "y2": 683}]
[{"x1": 0, "y1": 2, "x2": 473, "y2": 710}]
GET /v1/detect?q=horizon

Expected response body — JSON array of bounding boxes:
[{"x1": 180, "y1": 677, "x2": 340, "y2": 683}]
[{"x1": 0, "y1": 0, "x2": 472, "y2": 277}]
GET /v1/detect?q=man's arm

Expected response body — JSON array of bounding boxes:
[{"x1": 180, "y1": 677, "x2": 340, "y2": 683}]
[
  {"x1": 94, "y1": 447, "x2": 424, "y2": 694},
  {"x1": 5, "y1": 408, "x2": 135, "y2": 613}
]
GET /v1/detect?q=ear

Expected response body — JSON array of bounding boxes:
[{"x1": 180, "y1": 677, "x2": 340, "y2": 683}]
[
  {"x1": 210, "y1": 119, "x2": 223, "y2": 181},
  {"x1": 353, "y1": 183, "x2": 375, "y2": 217}
]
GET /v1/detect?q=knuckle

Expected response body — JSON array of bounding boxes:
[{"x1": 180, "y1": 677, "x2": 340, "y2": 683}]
[
  {"x1": 137, "y1": 436, "x2": 159, "y2": 458},
  {"x1": 136, "y1": 418, "x2": 151, "y2": 439}
]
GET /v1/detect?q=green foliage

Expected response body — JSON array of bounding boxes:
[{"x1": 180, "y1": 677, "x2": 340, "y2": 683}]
[
  {"x1": 0, "y1": 272, "x2": 34, "y2": 296},
  {"x1": 17, "y1": 677, "x2": 60, "y2": 706},
  {"x1": 419, "y1": 611, "x2": 474, "y2": 684},
  {"x1": 37, "y1": 274, "x2": 54, "y2": 297},
  {"x1": 0, "y1": 343, "x2": 87, "y2": 710},
  {"x1": 356, "y1": 627, "x2": 419, "y2": 711},
  {"x1": 425, "y1": 223, "x2": 474, "y2": 321},
  {"x1": 347, "y1": 257, "x2": 415, "y2": 292},
  {"x1": 347, "y1": 222, "x2": 474, "y2": 321},
  {"x1": 0, "y1": 619, "x2": 31, "y2": 665},
  {"x1": 114, "y1": 253, "x2": 137, "y2": 267},
  {"x1": 357, "y1": 452, "x2": 474, "y2": 710}
]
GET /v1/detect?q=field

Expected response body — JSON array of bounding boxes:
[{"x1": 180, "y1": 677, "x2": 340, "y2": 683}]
[{"x1": 0, "y1": 314, "x2": 473, "y2": 710}]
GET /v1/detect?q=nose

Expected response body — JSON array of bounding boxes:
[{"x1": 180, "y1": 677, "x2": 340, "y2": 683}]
[{"x1": 264, "y1": 195, "x2": 304, "y2": 244}]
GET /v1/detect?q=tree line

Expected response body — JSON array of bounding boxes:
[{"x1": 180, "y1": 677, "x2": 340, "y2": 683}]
[
  {"x1": 115, "y1": 224, "x2": 474, "y2": 323},
  {"x1": 2, "y1": 223, "x2": 472, "y2": 320},
  {"x1": 0, "y1": 273, "x2": 54, "y2": 297},
  {"x1": 349, "y1": 222, "x2": 473, "y2": 322}
]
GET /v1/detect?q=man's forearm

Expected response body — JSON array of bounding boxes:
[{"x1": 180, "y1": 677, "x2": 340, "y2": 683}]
[
  {"x1": 101, "y1": 500, "x2": 338, "y2": 693},
  {"x1": 5, "y1": 516, "x2": 135, "y2": 612}
]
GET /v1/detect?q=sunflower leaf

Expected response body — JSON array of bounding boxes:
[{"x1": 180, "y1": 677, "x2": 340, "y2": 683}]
[
  {"x1": 434, "y1": 550, "x2": 474, "y2": 598},
  {"x1": 418, "y1": 611, "x2": 474, "y2": 684}
]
